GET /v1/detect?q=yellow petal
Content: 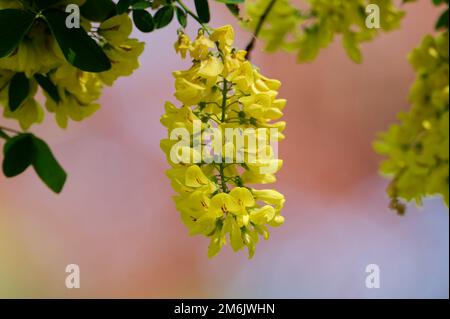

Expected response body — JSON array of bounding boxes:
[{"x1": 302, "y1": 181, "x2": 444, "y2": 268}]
[
  {"x1": 210, "y1": 193, "x2": 240, "y2": 214},
  {"x1": 250, "y1": 205, "x2": 275, "y2": 225},
  {"x1": 185, "y1": 165, "x2": 210, "y2": 188},
  {"x1": 230, "y1": 187, "x2": 256, "y2": 208}
]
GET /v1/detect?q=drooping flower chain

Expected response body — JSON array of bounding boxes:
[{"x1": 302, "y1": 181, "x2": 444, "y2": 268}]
[{"x1": 161, "y1": 25, "x2": 286, "y2": 258}]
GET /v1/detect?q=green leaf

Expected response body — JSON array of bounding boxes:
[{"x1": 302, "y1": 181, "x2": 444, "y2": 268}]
[
  {"x1": 154, "y1": 6, "x2": 174, "y2": 29},
  {"x1": 2, "y1": 133, "x2": 67, "y2": 193},
  {"x1": 432, "y1": 0, "x2": 446, "y2": 5},
  {"x1": 34, "y1": 74, "x2": 60, "y2": 103},
  {"x1": 132, "y1": 1, "x2": 152, "y2": 10},
  {"x1": 80, "y1": 0, "x2": 116, "y2": 22},
  {"x1": 225, "y1": 3, "x2": 240, "y2": 17},
  {"x1": 8, "y1": 72, "x2": 30, "y2": 112},
  {"x1": 194, "y1": 0, "x2": 211, "y2": 23},
  {"x1": 133, "y1": 9, "x2": 155, "y2": 32},
  {"x1": 0, "y1": 9, "x2": 36, "y2": 59},
  {"x1": 35, "y1": 0, "x2": 64, "y2": 9},
  {"x1": 117, "y1": 0, "x2": 131, "y2": 14},
  {"x1": 43, "y1": 9, "x2": 111, "y2": 72},
  {"x1": 436, "y1": 9, "x2": 449, "y2": 30},
  {"x1": 2, "y1": 134, "x2": 33, "y2": 178},
  {"x1": 176, "y1": 6, "x2": 187, "y2": 28},
  {"x1": 31, "y1": 136, "x2": 67, "y2": 194},
  {"x1": 0, "y1": 129, "x2": 9, "y2": 140},
  {"x1": 343, "y1": 32, "x2": 362, "y2": 64}
]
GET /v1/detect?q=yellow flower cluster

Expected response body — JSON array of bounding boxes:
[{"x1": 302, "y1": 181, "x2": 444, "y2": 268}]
[
  {"x1": 161, "y1": 25, "x2": 286, "y2": 258},
  {"x1": 0, "y1": 4, "x2": 144, "y2": 130},
  {"x1": 243, "y1": 0, "x2": 405, "y2": 63},
  {"x1": 375, "y1": 31, "x2": 449, "y2": 212}
]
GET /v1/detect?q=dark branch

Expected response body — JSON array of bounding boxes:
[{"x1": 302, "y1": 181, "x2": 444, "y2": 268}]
[{"x1": 245, "y1": 0, "x2": 278, "y2": 60}]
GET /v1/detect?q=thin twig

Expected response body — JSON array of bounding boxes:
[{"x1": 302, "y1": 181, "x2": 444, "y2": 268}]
[
  {"x1": 245, "y1": 0, "x2": 278, "y2": 60},
  {"x1": 176, "y1": 0, "x2": 212, "y2": 35},
  {"x1": 0, "y1": 126, "x2": 21, "y2": 135}
]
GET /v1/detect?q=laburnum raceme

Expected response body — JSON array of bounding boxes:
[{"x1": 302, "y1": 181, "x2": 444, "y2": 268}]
[
  {"x1": 0, "y1": 1, "x2": 144, "y2": 130},
  {"x1": 161, "y1": 25, "x2": 286, "y2": 258},
  {"x1": 375, "y1": 31, "x2": 449, "y2": 213},
  {"x1": 242, "y1": 0, "x2": 406, "y2": 63}
]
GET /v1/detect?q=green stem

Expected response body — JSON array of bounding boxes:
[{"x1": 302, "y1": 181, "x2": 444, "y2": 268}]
[
  {"x1": 221, "y1": 79, "x2": 229, "y2": 122},
  {"x1": 0, "y1": 126, "x2": 20, "y2": 136},
  {"x1": 219, "y1": 163, "x2": 229, "y2": 193},
  {"x1": 176, "y1": 0, "x2": 212, "y2": 35},
  {"x1": 0, "y1": 129, "x2": 9, "y2": 140},
  {"x1": 175, "y1": 0, "x2": 232, "y2": 193},
  {"x1": 218, "y1": 79, "x2": 231, "y2": 193}
]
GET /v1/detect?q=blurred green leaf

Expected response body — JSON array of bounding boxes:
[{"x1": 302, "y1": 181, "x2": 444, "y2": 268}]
[
  {"x1": 43, "y1": 9, "x2": 111, "y2": 72},
  {"x1": 117, "y1": 0, "x2": 131, "y2": 14},
  {"x1": 194, "y1": 0, "x2": 210, "y2": 23},
  {"x1": 436, "y1": 8, "x2": 449, "y2": 30},
  {"x1": 34, "y1": 73, "x2": 60, "y2": 103},
  {"x1": 0, "y1": 129, "x2": 9, "y2": 140},
  {"x1": 9, "y1": 72, "x2": 30, "y2": 112},
  {"x1": 35, "y1": 0, "x2": 64, "y2": 9},
  {"x1": 225, "y1": 3, "x2": 240, "y2": 17},
  {"x1": 0, "y1": 9, "x2": 35, "y2": 59},
  {"x1": 132, "y1": 1, "x2": 152, "y2": 10},
  {"x1": 176, "y1": 6, "x2": 187, "y2": 28},
  {"x1": 2, "y1": 134, "x2": 33, "y2": 178},
  {"x1": 133, "y1": 9, "x2": 155, "y2": 32},
  {"x1": 432, "y1": 0, "x2": 448, "y2": 6},
  {"x1": 80, "y1": 0, "x2": 116, "y2": 22},
  {"x1": 2, "y1": 133, "x2": 67, "y2": 193},
  {"x1": 31, "y1": 136, "x2": 67, "y2": 194},
  {"x1": 154, "y1": 6, "x2": 174, "y2": 29}
]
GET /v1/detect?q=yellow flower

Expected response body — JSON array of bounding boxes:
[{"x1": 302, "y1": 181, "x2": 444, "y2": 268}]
[
  {"x1": 190, "y1": 34, "x2": 215, "y2": 60},
  {"x1": 185, "y1": 165, "x2": 210, "y2": 187},
  {"x1": 0, "y1": 4, "x2": 146, "y2": 130},
  {"x1": 161, "y1": 102, "x2": 200, "y2": 131},
  {"x1": 198, "y1": 56, "x2": 224, "y2": 79},
  {"x1": 3, "y1": 99, "x2": 45, "y2": 131},
  {"x1": 209, "y1": 193, "x2": 240, "y2": 217},
  {"x1": 210, "y1": 25, "x2": 235, "y2": 51},
  {"x1": 250, "y1": 205, "x2": 275, "y2": 225},
  {"x1": 45, "y1": 93, "x2": 100, "y2": 129},
  {"x1": 174, "y1": 77, "x2": 206, "y2": 106},
  {"x1": 224, "y1": 214, "x2": 245, "y2": 251},
  {"x1": 0, "y1": 24, "x2": 62, "y2": 77},
  {"x1": 100, "y1": 39, "x2": 145, "y2": 86},
  {"x1": 162, "y1": 25, "x2": 287, "y2": 258},
  {"x1": 252, "y1": 189, "x2": 285, "y2": 210},
  {"x1": 174, "y1": 33, "x2": 191, "y2": 59},
  {"x1": 0, "y1": 79, "x2": 44, "y2": 130},
  {"x1": 228, "y1": 61, "x2": 254, "y2": 91},
  {"x1": 224, "y1": 49, "x2": 247, "y2": 77},
  {"x1": 208, "y1": 227, "x2": 227, "y2": 258},
  {"x1": 98, "y1": 14, "x2": 133, "y2": 45},
  {"x1": 51, "y1": 65, "x2": 102, "y2": 102},
  {"x1": 230, "y1": 187, "x2": 255, "y2": 215}
]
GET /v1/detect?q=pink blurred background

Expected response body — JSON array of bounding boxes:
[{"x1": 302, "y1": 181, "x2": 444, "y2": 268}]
[{"x1": 0, "y1": 1, "x2": 448, "y2": 298}]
